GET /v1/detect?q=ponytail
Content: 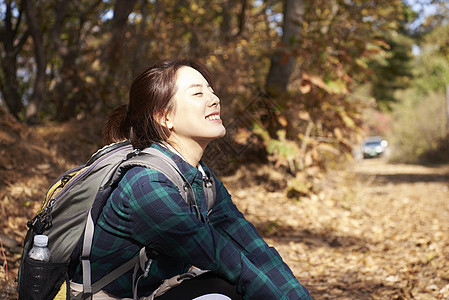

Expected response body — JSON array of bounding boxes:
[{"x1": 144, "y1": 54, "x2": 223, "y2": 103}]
[{"x1": 103, "y1": 104, "x2": 130, "y2": 144}]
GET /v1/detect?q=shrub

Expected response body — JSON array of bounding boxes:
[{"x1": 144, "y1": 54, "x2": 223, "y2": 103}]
[{"x1": 388, "y1": 90, "x2": 447, "y2": 163}]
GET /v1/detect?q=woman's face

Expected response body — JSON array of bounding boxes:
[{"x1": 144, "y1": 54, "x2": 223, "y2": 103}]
[{"x1": 166, "y1": 66, "x2": 226, "y2": 148}]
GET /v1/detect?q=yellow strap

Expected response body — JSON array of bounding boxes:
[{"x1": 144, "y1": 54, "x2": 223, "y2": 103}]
[
  {"x1": 54, "y1": 280, "x2": 67, "y2": 299},
  {"x1": 39, "y1": 169, "x2": 83, "y2": 212}
]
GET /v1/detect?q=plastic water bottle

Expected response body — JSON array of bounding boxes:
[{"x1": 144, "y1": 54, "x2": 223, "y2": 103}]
[{"x1": 28, "y1": 235, "x2": 51, "y2": 262}]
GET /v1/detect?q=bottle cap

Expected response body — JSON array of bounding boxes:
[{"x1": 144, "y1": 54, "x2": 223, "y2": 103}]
[{"x1": 34, "y1": 235, "x2": 48, "y2": 247}]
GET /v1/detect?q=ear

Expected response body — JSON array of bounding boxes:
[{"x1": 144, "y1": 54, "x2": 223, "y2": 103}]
[{"x1": 154, "y1": 112, "x2": 174, "y2": 130}]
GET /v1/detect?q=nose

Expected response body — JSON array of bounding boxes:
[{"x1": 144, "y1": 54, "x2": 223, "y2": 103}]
[{"x1": 208, "y1": 91, "x2": 220, "y2": 107}]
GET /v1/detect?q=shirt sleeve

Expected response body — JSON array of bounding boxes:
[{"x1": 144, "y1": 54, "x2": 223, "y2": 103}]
[
  {"x1": 123, "y1": 167, "x2": 298, "y2": 299},
  {"x1": 207, "y1": 173, "x2": 312, "y2": 300}
]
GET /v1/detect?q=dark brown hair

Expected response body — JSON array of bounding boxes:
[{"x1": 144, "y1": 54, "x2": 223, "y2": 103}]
[{"x1": 103, "y1": 59, "x2": 215, "y2": 149}]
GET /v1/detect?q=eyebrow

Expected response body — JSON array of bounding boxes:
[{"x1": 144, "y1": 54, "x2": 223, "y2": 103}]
[{"x1": 187, "y1": 83, "x2": 212, "y2": 89}]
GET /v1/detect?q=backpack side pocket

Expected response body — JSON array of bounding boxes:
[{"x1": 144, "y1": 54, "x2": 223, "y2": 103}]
[{"x1": 18, "y1": 255, "x2": 68, "y2": 300}]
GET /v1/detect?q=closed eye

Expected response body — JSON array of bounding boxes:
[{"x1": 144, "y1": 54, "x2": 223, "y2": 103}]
[{"x1": 193, "y1": 92, "x2": 203, "y2": 96}]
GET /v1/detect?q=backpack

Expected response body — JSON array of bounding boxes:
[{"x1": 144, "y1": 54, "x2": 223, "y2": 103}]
[{"x1": 17, "y1": 141, "x2": 216, "y2": 300}]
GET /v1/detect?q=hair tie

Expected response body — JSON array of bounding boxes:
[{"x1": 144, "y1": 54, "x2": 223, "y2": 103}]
[{"x1": 126, "y1": 104, "x2": 130, "y2": 114}]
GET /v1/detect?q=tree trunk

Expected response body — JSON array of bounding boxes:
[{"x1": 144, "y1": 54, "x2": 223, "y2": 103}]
[
  {"x1": 101, "y1": 0, "x2": 138, "y2": 72},
  {"x1": 23, "y1": 0, "x2": 46, "y2": 124},
  {"x1": 220, "y1": 0, "x2": 248, "y2": 43},
  {"x1": 97, "y1": 0, "x2": 137, "y2": 110},
  {"x1": 0, "y1": 0, "x2": 28, "y2": 119},
  {"x1": 265, "y1": 0, "x2": 304, "y2": 97},
  {"x1": 49, "y1": 1, "x2": 103, "y2": 120},
  {"x1": 220, "y1": 0, "x2": 233, "y2": 43},
  {"x1": 132, "y1": 0, "x2": 151, "y2": 77},
  {"x1": 236, "y1": 0, "x2": 248, "y2": 36},
  {"x1": 446, "y1": 84, "x2": 449, "y2": 132},
  {"x1": 0, "y1": 59, "x2": 23, "y2": 118}
]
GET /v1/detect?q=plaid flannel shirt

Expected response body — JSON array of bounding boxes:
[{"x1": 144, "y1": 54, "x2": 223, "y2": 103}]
[{"x1": 73, "y1": 143, "x2": 312, "y2": 299}]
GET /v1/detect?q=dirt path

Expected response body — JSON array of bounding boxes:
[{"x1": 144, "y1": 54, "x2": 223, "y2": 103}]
[{"x1": 224, "y1": 159, "x2": 449, "y2": 299}]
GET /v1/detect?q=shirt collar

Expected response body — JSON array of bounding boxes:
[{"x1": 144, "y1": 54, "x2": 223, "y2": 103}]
[{"x1": 150, "y1": 142, "x2": 204, "y2": 184}]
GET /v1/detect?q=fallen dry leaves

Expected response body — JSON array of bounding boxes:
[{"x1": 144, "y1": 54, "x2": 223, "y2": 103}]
[
  {"x1": 222, "y1": 159, "x2": 449, "y2": 299},
  {"x1": 1, "y1": 110, "x2": 448, "y2": 299}
]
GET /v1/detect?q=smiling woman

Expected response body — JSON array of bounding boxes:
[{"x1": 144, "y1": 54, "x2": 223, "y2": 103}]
[
  {"x1": 162, "y1": 66, "x2": 226, "y2": 166},
  {"x1": 71, "y1": 59, "x2": 312, "y2": 299}
]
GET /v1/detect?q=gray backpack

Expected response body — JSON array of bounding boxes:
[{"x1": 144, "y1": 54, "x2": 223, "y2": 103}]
[{"x1": 17, "y1": 141, "x2": 215, "y2": 299}]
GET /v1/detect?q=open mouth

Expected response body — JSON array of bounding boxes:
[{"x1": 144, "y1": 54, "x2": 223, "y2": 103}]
[{"x1": 205, "y1": 114, "x2": 220, "y2": 121}]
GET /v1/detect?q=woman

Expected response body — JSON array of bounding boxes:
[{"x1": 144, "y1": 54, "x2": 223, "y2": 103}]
[{"x1": 72, "y1": 59, "x2": 312, "y2": 299}]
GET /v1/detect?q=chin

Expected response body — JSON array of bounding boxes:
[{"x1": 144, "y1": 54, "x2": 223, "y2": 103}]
[
  {"x1": 202, "y1": 130, "x2": 226, "y2": 143},
  {"x1": 216, "y1": 128, "x2": 226, "y2": 138}
]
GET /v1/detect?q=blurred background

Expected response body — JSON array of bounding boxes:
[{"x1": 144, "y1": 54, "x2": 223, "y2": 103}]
[
  {"x1": 2, "y1": 0, "x2": 449, "y2": 169},
  {"x1": 1, "y1": 0, "x2": 449, "y2": 298}
]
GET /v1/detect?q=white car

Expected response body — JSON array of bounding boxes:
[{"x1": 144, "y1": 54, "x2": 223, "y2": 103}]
[{"x1": 363, "y1": 137, "x2": 388, "y2": 159}]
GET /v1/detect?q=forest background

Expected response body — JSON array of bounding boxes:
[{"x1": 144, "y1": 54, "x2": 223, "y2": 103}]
[{"x1": 1, "y1": 0, "x2": 449, "y2": 298}]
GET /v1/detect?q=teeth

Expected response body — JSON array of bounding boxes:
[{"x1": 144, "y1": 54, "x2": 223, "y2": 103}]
[{"x1": 206, "y1": 115, "x2": 220, "y2": 121}]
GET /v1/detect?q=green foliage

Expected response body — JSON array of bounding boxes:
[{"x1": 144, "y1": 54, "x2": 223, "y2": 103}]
[
  {"x1": 369, "y1": 32, "x2": 415, "y2": 110},
  {"x1": 386, "y1": 15, "x2": 449, "y2": 164},
  {"x1": 424, "y1": 23, "x2": 449, "y2": 61},
  {"x1": 253, "y1": 124, "x2": 301, "y2": 172},
  {"x1": 414, "y1": 53, "x2": 449, "y2": 93},
  {"x1": 388, "y1": 89, "x2": 447, "y2": 163}
]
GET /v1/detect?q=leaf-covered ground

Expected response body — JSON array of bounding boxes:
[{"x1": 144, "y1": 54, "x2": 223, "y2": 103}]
[
  {"x1": 1, "y1": 112, "x2": 449, "y2": 299},
  {"x1": 224, "y1": 160, "x2": 449, "y2": 299}
]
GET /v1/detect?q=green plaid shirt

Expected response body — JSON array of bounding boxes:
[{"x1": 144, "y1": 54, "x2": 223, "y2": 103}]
[{"x1": 73, "y1": 143, "x2": 311, "y2": 299}]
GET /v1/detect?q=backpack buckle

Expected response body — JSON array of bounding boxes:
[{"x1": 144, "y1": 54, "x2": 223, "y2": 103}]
[
  {"x1": 126, "y1": 148, "x2": 141, "y2": 160},
  {"x1": 27, "y1": 212, "x2": 52, "y2": 234},
  {"x1": 203, "y1": 176, "x2": 213, "y2": 188}
]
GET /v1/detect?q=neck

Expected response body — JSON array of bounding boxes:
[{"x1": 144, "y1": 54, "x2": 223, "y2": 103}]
[{"x1": 166, "y1": 136, "x2": 207, "y2": 167}]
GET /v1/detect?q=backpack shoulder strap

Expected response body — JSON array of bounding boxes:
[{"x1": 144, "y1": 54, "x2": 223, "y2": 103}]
[
  {"x1": 137, "y1": 148, "x2": 216, "y2": 213},
  {"x1": 110, "y1": 148, "x2": 199, "y2": 214},
  {"x1": 202, "y1": 170, "x2": 216, "y2": 213},
  {"x1": 81, "y1": 146, "x2": 216, "y2": 298},
  {"x1": 125, "y1": 148, "x2": 191, "y2": 203}
]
